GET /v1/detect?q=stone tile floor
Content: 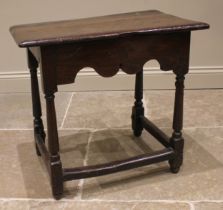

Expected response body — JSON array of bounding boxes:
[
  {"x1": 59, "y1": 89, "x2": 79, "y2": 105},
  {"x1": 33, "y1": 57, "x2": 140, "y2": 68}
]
[{"x1": 0, "y1": 90, "x2": 223, "y2": 209}]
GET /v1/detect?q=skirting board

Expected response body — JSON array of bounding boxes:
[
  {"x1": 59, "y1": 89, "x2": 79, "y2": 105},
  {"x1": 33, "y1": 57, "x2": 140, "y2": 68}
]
[{"x1": 0, "y1": 67, "x2": 223, "y2": 93}]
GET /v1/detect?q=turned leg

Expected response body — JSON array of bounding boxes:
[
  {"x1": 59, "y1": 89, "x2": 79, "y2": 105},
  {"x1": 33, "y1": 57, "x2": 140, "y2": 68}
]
[
  {"x1": 45, "y1": 92, "x2": 63, "y2": 199},
  {"x1": 169, "y1": 73, "x2": 185, "y2": 173},
  {"x1": 132, "y1": 69, "x2": 144, "y2": 137},
  {"x1": 27, "y1": 50, "x2": 46, "y2": 156}
]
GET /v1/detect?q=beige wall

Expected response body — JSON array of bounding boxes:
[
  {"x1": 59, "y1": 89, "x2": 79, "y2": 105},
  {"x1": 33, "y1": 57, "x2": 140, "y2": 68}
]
[{"x1": 0, "y1": 0, "x2": 222, "y2": 91}]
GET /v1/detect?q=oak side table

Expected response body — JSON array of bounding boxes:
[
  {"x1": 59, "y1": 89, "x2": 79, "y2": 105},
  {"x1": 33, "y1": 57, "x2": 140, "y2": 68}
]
[{"x1": 10, "y1": 10, "x2": 209, "y2": 199}]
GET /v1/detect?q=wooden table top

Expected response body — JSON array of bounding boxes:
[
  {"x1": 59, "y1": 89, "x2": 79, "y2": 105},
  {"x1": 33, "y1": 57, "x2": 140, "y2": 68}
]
[{"x1": 10, "y1": 10, "x2": 209, "y2": 48}]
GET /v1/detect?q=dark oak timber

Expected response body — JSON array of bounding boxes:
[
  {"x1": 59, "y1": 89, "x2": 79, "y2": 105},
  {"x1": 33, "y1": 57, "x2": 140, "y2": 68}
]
[
  {"x1": 45, "y1": 93, "x2": 63, "y2": 199},
  {"x1": 41, "y1": 32, "x2": 192, "y2": 84},
  {"x1": 63, "y1": 148, "x2": 174, "y2": 181},
  {"x1": 27, "y1": 49, "x2": 46, "y2": 156},
  {"x1": 141, "y1": 116, "x2": 170, "y2": 148},
  {"x1": 169, "y1": 74, "x2": 186, "y2": 173},
  {"x1": 35, "y1": 134, "x2": 51, "y2": 175},
  {"x1": 10, "y1": 10, "x2": 208, "y2": 47},
  {"x1": 10, "y1": 10, "x2": 209, "y2": 199},
  {"x1": 132, "y1": 69, "x2": 144, "y2": 137}
]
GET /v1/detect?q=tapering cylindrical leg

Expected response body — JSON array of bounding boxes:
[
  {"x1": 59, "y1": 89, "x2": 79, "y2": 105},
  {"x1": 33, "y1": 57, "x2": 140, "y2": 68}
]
[
  {"x1": 169, "y1": 74, "x2": 185, "y2": 173},
  {"x1": 132, "y1": 70, "x2": 144, "y2": 137},
  {"x1": 27, "y1": 49, "x2": 46, "y2": 156},
  {"x1": 45, "y1": 93, "x2": 63, "y2": 199}
]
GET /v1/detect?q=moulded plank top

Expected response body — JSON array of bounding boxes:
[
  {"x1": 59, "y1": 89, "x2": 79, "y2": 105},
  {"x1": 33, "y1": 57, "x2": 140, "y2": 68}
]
[{"x1": 10, "y1": 10, "x2": 209, "y2": 47}]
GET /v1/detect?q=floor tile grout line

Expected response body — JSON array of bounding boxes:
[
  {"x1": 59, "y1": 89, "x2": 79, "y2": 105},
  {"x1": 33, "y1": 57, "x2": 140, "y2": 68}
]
[
  {"x1": 76, "y1": 131, "x2": 94, "y2": 200},
  {"x1": 59, "y1": 128, "x2": 96, "y2": 131},
  {"x1": 130, "y1": 203, "x2": 138, "y2": 210},
  {"x1": 0, "y1": 128, "x2": 33, "y2": 131},
  {"x1": 0, "y1": 127, "x2": 130, "y2": 132},
  {"x1": 76, "y1": 200, "x2": 199, "y2": 203},
  {"x1": 60, "y1": 127, "x2": 130, "y2": 131},
  {"x1": 183, "y1": 126, "x2": 223, "y2": 130},
  {"x1": 4, "y1": 124, "x2": 223, "y2": 132},
  {"x1": 1, "y1": 198, "x2": 223, "y2": 203},
  {"x1": 191, "y1": 200, "x2": 223, "y2": 203},
  {"x1": 189, "y1": 202, "x2": 195, "y2": 210},
  {"x1": 29, "y1": 200, "x2": 42, "y2": 209},
  {"x1": 3, "y1": 125, "x2": 223, "y2": 131},
  {"x1": 44, "y1": 125, "x2": 223, "y2": 130},
  {"x1": 59, "y1": 92, "x2": 74, "y2": 129}
]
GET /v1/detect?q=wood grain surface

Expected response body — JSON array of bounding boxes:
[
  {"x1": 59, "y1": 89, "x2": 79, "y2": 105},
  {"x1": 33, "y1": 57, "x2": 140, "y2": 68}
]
[{"x1": 10, "y1": 10, "x2": 209, "y2": 47}]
